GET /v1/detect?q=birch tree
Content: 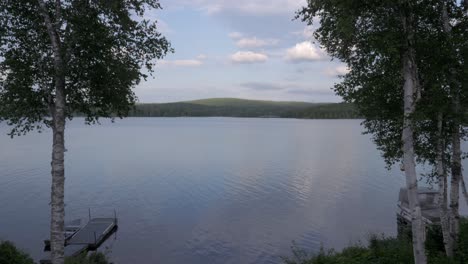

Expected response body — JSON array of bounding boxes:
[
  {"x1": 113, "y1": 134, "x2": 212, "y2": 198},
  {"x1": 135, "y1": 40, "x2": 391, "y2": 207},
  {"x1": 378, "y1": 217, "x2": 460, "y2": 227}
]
[
  {"x1": 400, "y1": 4, "x2": 427, "y2": 261},
  {"x1": 296, "y1": 1, "x2": 465, "y2": 263},
  {"x1": 0, "y1": 1, "x2": 171, "y2": 264},
  {"x1": 298, "y1": 0, "x2": 468, "y2": 261},
  {"x1": 436, "y1": 0, "x2": 468, "y2": 255},
  {"x1": 297, "y1": 1, "x2": 427, "y2": 262}
]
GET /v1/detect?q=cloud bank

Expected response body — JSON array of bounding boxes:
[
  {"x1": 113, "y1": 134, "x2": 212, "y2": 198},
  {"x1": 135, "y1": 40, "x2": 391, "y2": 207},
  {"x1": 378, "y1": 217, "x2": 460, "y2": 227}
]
[
  {"x1": 230, "y1": 51, "x2": 268, "y2": 64},
  {"x1": 285, "y1": 41, "x2": 325, "y2": 62},
  {"x1": 159, "y1": 59, "x2": 203, "y2": 67},
  {"x1": 324, "y1": 66, "x2": 349, "y2": 77},
  {"x1": 235, "y1": 37, "x2": 279, "y2": 48},
  {"x1": 166, "y1": 0, "x2": 306, "y2": 15}
]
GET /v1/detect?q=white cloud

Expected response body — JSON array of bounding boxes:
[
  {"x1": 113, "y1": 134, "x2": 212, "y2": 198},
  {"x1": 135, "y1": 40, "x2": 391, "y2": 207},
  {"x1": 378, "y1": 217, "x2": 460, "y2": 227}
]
[
  {"x1": 301, "y1": 27, "x2": 314, "y2": 39},
  {"x1": 324, "y1": 65, "x2": 350, "y2": 77},
  {"x1": 159, "y1": 53, "x2": 208, "y2": 67},
  {"x1": 230, "y1": 51, "x2": 268, "y2": 64},
  {"x1": 235, "y1": 37, "x2": 279, "y2": 48},
  {"x1": 228, "y1": 32, "x2": 243, "y2": 39},
  {"x1": 292, "y1": 17, "x2": 321, "y2": 39},
  {"x1": 285, "y1": 41, "x2": 325, "y2": 62},
  {"x1": 159, "y1": 59, "x2": 203, "y2": 67},
  {"x1": 165, "y1": 0, "x2": 306, "y2": 15},
  {"x1": 292, "y1": 27, "x2": 314, "y2": 39}
]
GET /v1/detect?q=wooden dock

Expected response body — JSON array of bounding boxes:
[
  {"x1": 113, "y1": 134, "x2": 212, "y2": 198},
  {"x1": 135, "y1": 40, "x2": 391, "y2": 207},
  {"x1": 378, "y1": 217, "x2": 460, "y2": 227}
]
[
  {"x1": 67, "y1": 218, "x2": 117, "y2": 249},
  {"x1": 397, "y1": 187, "x2": 441, "y2": 225},
  {"x1": 397, "y1": 187, "x2": 441, "y2": 239},
  {"x1": 40, "y1": 217, "x2": 117, "y2": 264}
]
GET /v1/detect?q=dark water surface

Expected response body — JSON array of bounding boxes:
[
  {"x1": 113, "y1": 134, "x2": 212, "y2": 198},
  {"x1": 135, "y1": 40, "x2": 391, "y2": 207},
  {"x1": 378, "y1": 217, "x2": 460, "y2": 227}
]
[{"x1": 0, "y1": 118, "x2": 455, "y2": 264}]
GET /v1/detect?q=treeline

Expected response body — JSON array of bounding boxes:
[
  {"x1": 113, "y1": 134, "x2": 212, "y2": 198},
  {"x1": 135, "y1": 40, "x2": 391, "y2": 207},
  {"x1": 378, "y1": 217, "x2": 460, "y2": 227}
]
[
  {"x1": 128, "y1": 98, "x2": 361, "y2": 119},
  {"x1": 283, "y1": 103, "x2": 360, "y2": 119}
]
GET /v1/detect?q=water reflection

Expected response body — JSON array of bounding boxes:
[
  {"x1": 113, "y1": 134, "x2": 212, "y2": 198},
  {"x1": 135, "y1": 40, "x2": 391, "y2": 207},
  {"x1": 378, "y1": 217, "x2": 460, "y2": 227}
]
[{"x1": 0, "y1": 118, "x2": 448, "y2": 264}]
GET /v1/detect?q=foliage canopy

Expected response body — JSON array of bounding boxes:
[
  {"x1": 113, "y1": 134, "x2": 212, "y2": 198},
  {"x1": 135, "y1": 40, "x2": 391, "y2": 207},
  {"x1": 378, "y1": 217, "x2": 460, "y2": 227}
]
[{"x1": 0, "y1": 0, "x2": 172, "y2": 135}]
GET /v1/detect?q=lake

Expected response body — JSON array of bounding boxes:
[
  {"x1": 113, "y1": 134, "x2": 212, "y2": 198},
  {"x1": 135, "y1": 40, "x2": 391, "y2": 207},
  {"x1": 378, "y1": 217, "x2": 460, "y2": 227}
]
[{"x1": 1, "y1": 118, "x2": 461, "y2": 264}]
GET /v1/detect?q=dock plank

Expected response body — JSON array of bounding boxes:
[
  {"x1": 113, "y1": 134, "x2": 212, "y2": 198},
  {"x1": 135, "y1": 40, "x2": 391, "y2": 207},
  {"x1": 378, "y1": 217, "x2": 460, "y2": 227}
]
[
  {"x1": 40, "y1": 217, "x2": 118, "y2": 264},
  {"x1": 68, "y1": 218, "x2": 116, "y2": 246}
]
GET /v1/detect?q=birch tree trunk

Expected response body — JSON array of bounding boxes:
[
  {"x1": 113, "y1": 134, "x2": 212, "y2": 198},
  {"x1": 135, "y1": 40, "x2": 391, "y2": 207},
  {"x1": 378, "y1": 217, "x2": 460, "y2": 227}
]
[
  {"x1": 436, "y1": 112, "x2": 452, "y2": 256},
  {"x1": 50, "y1": 110, "x2": 66, "y2": 264},
  {"x1": 38, "y1": 1, "x2": 66, "y2": 264},
  {"x1": 450, "y1": 118, "x2": 461, "y2": 251},
  {"x1": 441, "y1": 2, "x2": 462, "y2": 252},
  {"x1": 401, "y1": 7, "x2": 427, "y2": 264},
  {"x1": 461, "y1": 177, "x2": 468, "y2": 205}
]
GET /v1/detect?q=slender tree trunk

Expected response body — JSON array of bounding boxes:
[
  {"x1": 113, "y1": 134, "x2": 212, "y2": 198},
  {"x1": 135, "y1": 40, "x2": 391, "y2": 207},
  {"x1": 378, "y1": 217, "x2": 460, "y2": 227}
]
[
  {"x1": 461, "y1": 177, "x2": 468, "y2": 205},
  {"x1": 441, "y1": 2, "x2": 462, "y2": 253},
  {"x1": 401, "y1": 6, "x2": 427, "y2": 264},
  {"x1": 436, "y1": 112, "x2": 452, "y2": 256},
  {"x1": 38, "y1": 1, "x2": 66, "y2": 263},
  {"x1": 50, "y1": 110, "x2": 66, "y2": 264},
  {"x1": 450, "y1": 116, "x2": 461, "y2": 252},
  {"x1": 50, "y1": 71, "x2": 66, "y2": 264}
]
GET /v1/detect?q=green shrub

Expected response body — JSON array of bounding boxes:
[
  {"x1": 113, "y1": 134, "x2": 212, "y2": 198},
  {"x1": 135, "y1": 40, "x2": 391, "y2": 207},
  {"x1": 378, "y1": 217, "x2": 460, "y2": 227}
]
[
  {"x1": 367, "y1": 235, "x2": 414, "y2": 263},
  {"x1": 425, "y1": 224, "x2": 447, "y2": 260},
  {"x1": 456, "y1": 218, "x2": 468, "y2": 263},
  {"x1": 0, "y1": 241, "x2": 35, "y2": 264},
  {"x1": 65, "y1": 252, "x2": 110, "y2": 264},
  {"x1": 281, "y1": 234, "x2": 466, "y2": 264},
  {"x1": 282, "y1": 237, "x2": 414, "y2": 264}
]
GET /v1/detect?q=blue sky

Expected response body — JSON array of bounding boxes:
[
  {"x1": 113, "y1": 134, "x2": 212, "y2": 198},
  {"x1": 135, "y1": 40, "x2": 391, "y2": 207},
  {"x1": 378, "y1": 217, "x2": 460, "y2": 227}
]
[{"x1": 135, "y1": 0, "x2": 348, "y2": 103}]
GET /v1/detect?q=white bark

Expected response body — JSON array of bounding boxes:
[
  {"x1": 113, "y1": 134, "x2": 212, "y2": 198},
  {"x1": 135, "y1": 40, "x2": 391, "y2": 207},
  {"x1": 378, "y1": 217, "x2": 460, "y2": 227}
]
[
  {"x1": 38, "y1": 1, "x2": 66, "y2": 264},
  {"x1": 461, "y1": 176, "x2": 468, "y2": 205},
  {"x1": 401, "y1": 8, "x2": 427, "y2": 264},
  {"x1": 450, "y1": 123, "x2": 461, "y2": 250},
  {"x1": 436, "y1": 112, "x2": 452, "y2": 256},
  {"x1": 441, "y1": 1, "x2": 462, "y2": 252}
]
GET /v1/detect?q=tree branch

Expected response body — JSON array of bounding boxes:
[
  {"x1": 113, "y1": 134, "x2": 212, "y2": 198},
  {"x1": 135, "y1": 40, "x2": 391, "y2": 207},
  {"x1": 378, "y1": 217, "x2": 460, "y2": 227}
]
[
  {"x1": 442, "y1": 2, "x2": 452, "y2": 33},
  {"x1": 37, "y1": 0, "x2": 61, "y2": 59},
  {"x1": 55, "y1": 0, "x2": 62, "y2": 31},
  {"x1": 63, "y1": 23, "x2": 74, "y2": 64},
  {"x1": 461, "y1": 176, "x2": 468, "y2": 206}
]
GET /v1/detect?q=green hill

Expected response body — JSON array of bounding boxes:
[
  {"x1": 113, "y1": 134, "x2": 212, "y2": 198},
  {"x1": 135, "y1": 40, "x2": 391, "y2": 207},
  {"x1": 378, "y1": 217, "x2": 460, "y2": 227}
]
[
  {"x1": 187, "y1": 98, "x2": 317, "y2": 108},
  {"x1": 285, "y1": 102, "x2": 360, "y2": 119},
  {"x1": 129, "y1": 98, "x2": 360, "y2": 119}
]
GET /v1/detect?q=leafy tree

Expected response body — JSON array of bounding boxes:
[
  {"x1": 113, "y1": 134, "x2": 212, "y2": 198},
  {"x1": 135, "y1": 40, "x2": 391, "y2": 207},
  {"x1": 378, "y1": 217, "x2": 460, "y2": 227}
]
[
  {"x1": 438, "y1": 1, "x2": 468, "y2": 255},
  {"x1": 0, "y1": 1, "x2": 171, "y2": 263},
  {"x1": 297, "y1": 1, "x2": 428, "y2": 262},
  {"x1": 0, "y1": 241, "x2": 35, "y2": 264},
  {"x1": 297, "y1": 0, "x2": 467, "y2": 262}
]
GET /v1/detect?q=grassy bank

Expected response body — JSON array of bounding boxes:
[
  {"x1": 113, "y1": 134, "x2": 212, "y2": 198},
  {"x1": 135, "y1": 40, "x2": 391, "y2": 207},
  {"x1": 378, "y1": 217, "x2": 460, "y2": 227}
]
[
  {"x1": 4, "y1": 219, "x2": 468, "y2": 264},
  {"x1": 282, "y1": 219, "x2": 468, "y2": 264},
  {"x1": 0, "y1": 241, "x2": 110, "y2": 264}
]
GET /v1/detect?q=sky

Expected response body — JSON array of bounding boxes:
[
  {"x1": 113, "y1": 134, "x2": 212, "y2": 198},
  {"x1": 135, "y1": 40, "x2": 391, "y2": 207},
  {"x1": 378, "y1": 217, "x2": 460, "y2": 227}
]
[{"x1": 134, "y1": 0, "x2": 348, "y2": 103}]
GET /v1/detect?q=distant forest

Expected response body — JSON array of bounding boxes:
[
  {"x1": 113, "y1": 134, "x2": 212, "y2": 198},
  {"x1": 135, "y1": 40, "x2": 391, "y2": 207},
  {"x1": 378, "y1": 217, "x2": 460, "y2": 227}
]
[{"x1": 128, "y1": 98, "x2": 361, "y2": 119}]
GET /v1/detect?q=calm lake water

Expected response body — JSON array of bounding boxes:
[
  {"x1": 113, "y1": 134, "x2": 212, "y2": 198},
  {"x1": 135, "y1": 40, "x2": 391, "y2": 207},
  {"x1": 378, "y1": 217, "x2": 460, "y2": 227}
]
[{"x1": 1, "y1": 118, "x2": 464, "y2": 264}]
